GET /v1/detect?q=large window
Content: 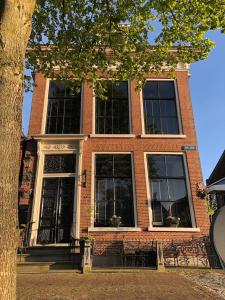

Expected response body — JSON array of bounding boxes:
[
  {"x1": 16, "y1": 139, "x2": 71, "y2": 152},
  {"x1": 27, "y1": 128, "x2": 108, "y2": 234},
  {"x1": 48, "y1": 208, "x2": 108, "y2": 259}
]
[
  {"x1": 96, "y1": 81, "x2": 130, "y2": 134},
  {"x1": 95, "y1": 154, "x2": 135, "y2": 227},
  {"x1": 147, "y1": 154, "x2": 192, "y2": 227},
  {"x1": 143, "y1": 81, "x2": 179, "y2": 134},
  {"x1": 37, "y1": 154, "x2": 76, "y2": 244},
  {"x1": 46, "y1": 81, "x2": 81, "y2": 134}
]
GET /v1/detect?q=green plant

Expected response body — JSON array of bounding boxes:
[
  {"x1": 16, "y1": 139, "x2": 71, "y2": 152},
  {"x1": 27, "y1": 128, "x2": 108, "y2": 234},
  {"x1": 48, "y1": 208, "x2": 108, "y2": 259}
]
[
  {"x1": 110, "y1": 215, "x2": 122, "y2": 227},
  {"x1": 165, "y1": 216, "x2": 180, "y2": 227}
]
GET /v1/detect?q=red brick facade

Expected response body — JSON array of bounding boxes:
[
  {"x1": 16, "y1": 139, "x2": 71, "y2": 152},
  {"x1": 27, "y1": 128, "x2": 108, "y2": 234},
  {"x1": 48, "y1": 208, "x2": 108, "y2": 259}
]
[{"x1": 19, "y1": 69, "x2": 210, "y2": 247}]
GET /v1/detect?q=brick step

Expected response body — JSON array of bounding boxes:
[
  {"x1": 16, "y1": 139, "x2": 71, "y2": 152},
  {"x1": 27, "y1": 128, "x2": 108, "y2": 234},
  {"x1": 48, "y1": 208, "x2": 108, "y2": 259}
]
[{"x1": 17, "y1": 261, "x2": 80, "y2": 273}]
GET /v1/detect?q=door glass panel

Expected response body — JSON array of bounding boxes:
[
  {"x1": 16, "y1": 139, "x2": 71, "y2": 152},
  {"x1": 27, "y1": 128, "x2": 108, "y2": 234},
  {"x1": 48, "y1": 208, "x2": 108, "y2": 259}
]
[{"x1": 37, "y1": 177, "x2": 75, "y2": 244}]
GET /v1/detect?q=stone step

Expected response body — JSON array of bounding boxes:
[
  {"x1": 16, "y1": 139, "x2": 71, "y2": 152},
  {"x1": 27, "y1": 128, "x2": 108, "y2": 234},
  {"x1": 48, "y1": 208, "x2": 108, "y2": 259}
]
[
  {"x1": 18, "y1": 246, "x2": 80, "y2": 255},
  {"x1": 92, "y1": 267, "x2": 157, "y2": 273},
  {"x1": 17, "y1": 253, "x2": 80, "y2": 263},
  {"x1": 17, "y1": 261, "x2": 80, "y2": 273}
]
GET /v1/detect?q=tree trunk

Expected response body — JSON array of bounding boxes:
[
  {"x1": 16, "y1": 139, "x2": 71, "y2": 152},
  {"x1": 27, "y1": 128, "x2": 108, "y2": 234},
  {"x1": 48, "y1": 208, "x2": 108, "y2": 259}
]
[{"x1": 0, "y1": 1, "x2": 35, "y2": 299}]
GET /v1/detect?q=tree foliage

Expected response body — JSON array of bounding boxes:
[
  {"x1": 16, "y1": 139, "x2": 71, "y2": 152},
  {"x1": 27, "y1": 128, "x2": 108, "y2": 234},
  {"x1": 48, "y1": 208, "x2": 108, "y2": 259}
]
[{"x1": 27, "y1": 0, "x2": 225, "y2": 88}]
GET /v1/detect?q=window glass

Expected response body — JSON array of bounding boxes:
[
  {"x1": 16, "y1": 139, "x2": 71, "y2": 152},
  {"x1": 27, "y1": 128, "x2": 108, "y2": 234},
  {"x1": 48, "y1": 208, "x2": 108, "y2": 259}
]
[
  {"x1": 95, "y1": 154, "x2": 134, "y2": 227},
  {"x1": 44, "y1": 154, "x2": 76, "y2": 173},
  {"x1": 46, "y1": 81, "x2": 81, "y2": 134},
  {"x1": 96, "y1": 81, "x2": 129, "y2": 134},
  {"x1": 143, "y1": 81, "x2": 179, "y2": 134},
  {"x1": 148, "y1": 154, "x2": 191, "y2": 227}
]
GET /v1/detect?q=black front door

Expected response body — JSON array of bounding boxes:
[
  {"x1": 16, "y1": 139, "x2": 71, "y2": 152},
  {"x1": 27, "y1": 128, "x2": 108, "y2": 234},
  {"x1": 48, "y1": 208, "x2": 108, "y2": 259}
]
[{"x1": 37, "y1": 177, "x2": 75, "y2": 244}]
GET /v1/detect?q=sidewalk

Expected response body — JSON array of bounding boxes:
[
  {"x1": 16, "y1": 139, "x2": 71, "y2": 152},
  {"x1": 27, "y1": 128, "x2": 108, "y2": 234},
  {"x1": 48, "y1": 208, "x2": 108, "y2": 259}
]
[{"x1": 17, "y1": 270, "x2": 224, "y2": 300}]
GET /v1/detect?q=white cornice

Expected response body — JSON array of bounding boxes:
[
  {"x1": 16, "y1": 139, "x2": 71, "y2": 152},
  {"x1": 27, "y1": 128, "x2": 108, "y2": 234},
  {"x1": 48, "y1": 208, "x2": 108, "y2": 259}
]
[{"x1": 32, "y1": 134, "x2": 88, "y2": 141}]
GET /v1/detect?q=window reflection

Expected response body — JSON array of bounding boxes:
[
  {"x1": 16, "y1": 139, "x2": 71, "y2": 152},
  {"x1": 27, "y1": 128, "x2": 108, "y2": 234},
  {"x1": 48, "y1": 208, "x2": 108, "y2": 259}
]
[
  {"x1": 148, "y1": 155, "x2": 192, "y2": 227},
  {"x1": 95, "y1": 154, "x2": 134, "y2": 227},
  {"x1": 143, "y1": 81, "x2": 179, "y2": 134}
]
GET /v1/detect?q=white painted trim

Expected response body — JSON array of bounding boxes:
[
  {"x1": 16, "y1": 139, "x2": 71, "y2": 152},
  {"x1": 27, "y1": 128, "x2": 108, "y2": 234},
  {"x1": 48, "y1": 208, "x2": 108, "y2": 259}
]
[
  {"x1": 80, "y1": 83, "x2": 84, "y2": 134},
  {"x1": 140, "y1": 134, "x2": 186, "y2": 139},
  {"x1": 88, "y1": 227, "x2": 142, "y2": 232},
  {"x1": 91, "y1": 152, "x2": 138, "y2": 228},
  {"x1": 148, "y1": 227, "x2": 200, "y2": 232},
  {"x1": 174, "y1": 79, "x2": 183, "y2": 134},
  {"x1": 30, "y1": 145, "x2": 44, "y2": 246},
  {"x1": 93, "y1": 80, "x2": 132, "y2": 134},
  {"x1": 144, "y1": 152, "x2": 197, "y2": 229},
  {"x1": 41, "y1": 78, "x2": 50, "y2": 134},
  {"x1": 43, "y1": 173, "x2": 76, "y2": 178},
  {"x1": 92, "y1": 86, "x2": 96, "y2": 134},
  {"x1": 74, "y1": 140, "x2": 84, "y2": 239},
  {"x1": 140, "y1": 79, "x2": 183, "y2": 135},
  {"x1": 89, "y1": 134, "x2": 135, "y2": 138},
  {"x1": 41, "y1": 79, "x2": 83, "y2": 135},
  {"x1": 128, "y1": 80, "x2": 132, "y2": 133},
  {"x1": 29, "y1": 140, "x2": 83, "y2": 246},
  {"x1": 33, "y1": 134, "x2": 88, "y2": 141}
]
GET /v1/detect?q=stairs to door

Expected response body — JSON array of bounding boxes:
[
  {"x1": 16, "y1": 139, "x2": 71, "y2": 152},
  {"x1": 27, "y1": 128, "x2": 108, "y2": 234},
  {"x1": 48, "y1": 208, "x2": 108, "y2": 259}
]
[{"x1": 17, "y1": 246, "x2": 81, "y2": 273}]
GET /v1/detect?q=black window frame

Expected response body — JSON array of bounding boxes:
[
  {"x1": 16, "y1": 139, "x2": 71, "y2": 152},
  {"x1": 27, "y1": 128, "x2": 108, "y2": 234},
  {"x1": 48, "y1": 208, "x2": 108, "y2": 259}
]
[
  {"x1": 147, "y1": 154, "x2": 192, "y2": 228},
  {"x1": 45, "y1": 80, "x2": 82, "y2": 134},
  {"x1": 143, "y1": 80, "x2": 180, "y2": 135},
  {"x1": 95, "y1": 81, "x2": 130, "y2": 134},
  {"x1": 94, "y1": 154, "x2": 135, "y2": 227}
]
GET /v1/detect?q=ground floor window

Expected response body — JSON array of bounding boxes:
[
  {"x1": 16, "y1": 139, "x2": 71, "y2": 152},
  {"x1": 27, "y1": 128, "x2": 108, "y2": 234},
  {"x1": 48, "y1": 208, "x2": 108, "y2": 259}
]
[
  {"x1": 94, "y1": 154, "x2": 135, "y2": 227},
  {"x1": 147, "y1": 154, "x2": 192, "y2": 227},
  {"x1": 37, "y1": 154, "x2": 76, "y2": 244}
]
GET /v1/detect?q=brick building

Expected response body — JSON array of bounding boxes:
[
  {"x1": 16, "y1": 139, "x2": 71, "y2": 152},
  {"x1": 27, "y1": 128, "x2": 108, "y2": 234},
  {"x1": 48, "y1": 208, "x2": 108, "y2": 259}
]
[{"x1": 18, "y1": 62, "x2": 211, "y2": 267}]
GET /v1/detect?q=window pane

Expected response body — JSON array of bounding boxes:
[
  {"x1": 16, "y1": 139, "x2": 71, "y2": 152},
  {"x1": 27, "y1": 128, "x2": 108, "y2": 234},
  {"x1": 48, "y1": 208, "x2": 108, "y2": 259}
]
[
  {"x1": 96, "y1": 81, "x2": 129, "y2": 134},
  {"x1": 95, "y1": 178, "x2": 114, "y2": 226},
  {"x1": 95, "y1": 154, "x2": 134, "y2": 227},
  {"x1": 143, "y1": 81, "x2": 158, "y2": 99},
  {"x1": 160, "y1": 100, "x2": 177, "y2": 117},
  {"x1": 49, "y1": 81, "x2": 65, "y2": 98},
  {"x1": 114, "y1": 155, "x2": 132, "y2": 177},
  {"x1": 44, "y1": 155, "x2": 76, "y2": 173},
  {"x1": 148, "y1": 154, "x2": 192, "y2": 227},
  {"x1": 115, "y1": 178, "x2": 134, "y2": 226},
  {"x1": 158, "y1": 81, "x2": 175, "y2": 99},
  {"x1": 46, "y1": 81, "x2": 81, "y2": 134},
  {"x1": 166, "y1": 156, "x2": 184, "y2": 177},
  {"x1": 96, "y1": 155, "x2": 113, "y2": 177},
  {"x1": 151, "y1": 179, "x2": 168, "y2": 202},
  {"x1": 148, "y1": 156, "x2": 166, "y2": 177},
  {"x1": 143, "y1": 81, "x2": 179, "y2": 134},
  {"x1": 113, "y1": 81, "x2": 128, "y2": 98}
]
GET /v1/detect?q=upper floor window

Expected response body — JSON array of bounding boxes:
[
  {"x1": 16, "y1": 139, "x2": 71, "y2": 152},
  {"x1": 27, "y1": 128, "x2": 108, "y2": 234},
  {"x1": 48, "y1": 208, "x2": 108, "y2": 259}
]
[
  {"x1": 94, "y1": 154, "x2": 135, "y2": 227},
  {"x1": 45, "y1": 81, "x2": 81, "y2": 134},
  {"x1": 143, "y1": 81, "x2": 179, "y2": 134},
  {"x1": 95, "y1": 81, "x2": 130, "y2": 134},
  {"x1": 147, "y1": 154, "x2": 192, "y2": 227}
]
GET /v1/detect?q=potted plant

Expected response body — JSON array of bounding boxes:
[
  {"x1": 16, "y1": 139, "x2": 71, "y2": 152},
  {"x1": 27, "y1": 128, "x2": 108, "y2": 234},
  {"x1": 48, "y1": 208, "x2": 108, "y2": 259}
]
[
  {"x1": 165, "y1": 215, "x2": 181, "y2": 227},
  {"x1": 110, "y1": 215, "x2": 122, "y2": 227},
  {"x1": 196, "y1": 182, "x2": 206, "y2": 199}
]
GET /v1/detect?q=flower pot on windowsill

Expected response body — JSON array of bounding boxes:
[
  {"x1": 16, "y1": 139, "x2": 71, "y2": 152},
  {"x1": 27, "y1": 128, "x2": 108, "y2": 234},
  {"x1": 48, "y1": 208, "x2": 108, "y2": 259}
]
[
  {"x1": 110, "y1": 215, "x2": 122, "y2": 227},
  {"x1": 169, "y1": 224, "x2": 178, "y2": 228},
  {"x1": 165, "y1": 216, "x2": 181, "y2": 228}
]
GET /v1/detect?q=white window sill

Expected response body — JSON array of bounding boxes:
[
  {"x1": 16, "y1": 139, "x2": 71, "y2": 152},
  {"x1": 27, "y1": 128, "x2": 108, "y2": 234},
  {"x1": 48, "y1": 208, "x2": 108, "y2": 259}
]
[
  {"x1": 89, "y1": 134, "x2": 136, "y2": 138},
  {"x1": 140, "y1": 134, "x2": 186, "y2": 139},
  {"x1": 88, "y1": 227, "x2": 142, "y2": 232},
  {"x1": 148, "y1": 227, "x2": 200, "y2": 232}
]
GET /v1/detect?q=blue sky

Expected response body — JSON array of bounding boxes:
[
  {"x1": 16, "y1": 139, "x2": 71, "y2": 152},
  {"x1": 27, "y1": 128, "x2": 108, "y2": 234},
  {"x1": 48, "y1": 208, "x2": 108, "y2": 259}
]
[{"x1": 22, "y1": 30, "x2": 225, "y2": 181}]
